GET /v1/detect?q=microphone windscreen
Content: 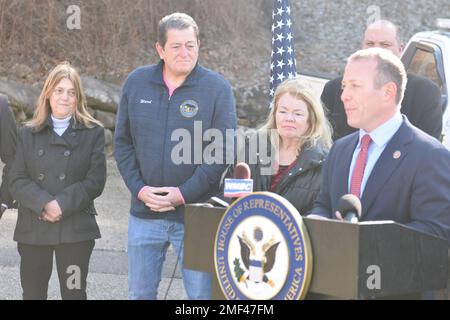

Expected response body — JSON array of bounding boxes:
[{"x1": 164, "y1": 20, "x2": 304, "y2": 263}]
[
  {"x1": 337, "y1": 194, "x2": 362, "y2": 218},
  {"x1": 233, "y1": 162, "x2": 251, "y2": 180}
]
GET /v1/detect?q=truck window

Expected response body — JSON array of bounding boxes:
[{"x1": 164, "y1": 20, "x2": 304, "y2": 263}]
[{"x1": 407, "y1": 48, "x2": 443, "y2": 91}]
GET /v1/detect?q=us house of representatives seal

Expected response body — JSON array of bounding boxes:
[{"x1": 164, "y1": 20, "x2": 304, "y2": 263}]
[{"x1": 214, "y1": 192, "x2": 313, "y2": 300}]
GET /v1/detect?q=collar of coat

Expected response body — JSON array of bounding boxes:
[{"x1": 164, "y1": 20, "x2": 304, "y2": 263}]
[
  {"x1": 34, "y1": 115, "x2": 86, "y2": 133},
  {"x1": 242, "y1": 133, "x2": 328, "y2": 174},
  {"x1": 292, "y1": 144, "x2": 327, "y2": 172},
  {"x1": 258, "y1": 143, "x2": 328, "y2": 194},
  {"x1": 258, "y1": 142, "x2": 328, "y2": 179},
  {"x1": 147, "y1": 59, "x2": 203, "y2": 87},
  {"x1": 32, "y1": 115, "x2": 88, "y2": 149}
]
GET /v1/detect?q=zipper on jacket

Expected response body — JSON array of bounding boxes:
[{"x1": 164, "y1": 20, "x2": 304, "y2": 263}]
[{"x1": 161, "y1": 87, "x2": 170, "y2": 185}]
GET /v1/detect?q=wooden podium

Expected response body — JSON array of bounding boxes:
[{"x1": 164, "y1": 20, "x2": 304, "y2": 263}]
[{"x1": 183, "y1": 204, "x2": 449, "y2": 299}]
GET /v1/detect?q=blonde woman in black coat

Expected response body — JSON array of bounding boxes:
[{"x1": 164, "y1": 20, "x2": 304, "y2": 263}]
[
  {"x1": 224, "y1": 78, "x2": 332, "y2": 215},
  {"x1": 9, "y1": 62, "x2": 106, "y2": 300}
]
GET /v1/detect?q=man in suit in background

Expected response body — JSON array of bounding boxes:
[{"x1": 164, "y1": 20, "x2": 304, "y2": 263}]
[
  {"x1": 310, "y1": 48, "x2": 450, "y2": 243},
  {"x1": 321, "y1": 20, "x2": 443, "y2": 141},
  {"x1": 0, "y1": 93, "x2": 17, "y2": 219}
]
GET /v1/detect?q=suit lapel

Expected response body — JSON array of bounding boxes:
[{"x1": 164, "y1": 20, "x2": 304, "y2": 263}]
[
  {"x1": 337, "y1": 134, "x2": 359, "y2": 198},
  {"x1": 360, "y1": 121, "x2": 413, "y2": 217}
]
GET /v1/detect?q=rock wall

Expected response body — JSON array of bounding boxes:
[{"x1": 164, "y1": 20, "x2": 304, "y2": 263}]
[
  {"x1": 230, "y1": 0, "x2": 449, "y2": 126},
  {"x1": 292, "y1": 0, "x2": 449, "y2": 75},
  {"x1": 1, "y1": 0, "x2": 448, "y2": 134}
]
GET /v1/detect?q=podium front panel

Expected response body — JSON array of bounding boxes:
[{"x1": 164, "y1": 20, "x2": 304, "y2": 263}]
[{"x1": 184, "y1": 205, "x2": 225, "y2": 273}]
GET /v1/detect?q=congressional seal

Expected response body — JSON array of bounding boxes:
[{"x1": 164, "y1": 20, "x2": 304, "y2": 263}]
[{"x1": 214, "y1": 192, "x2": 313, "y2": 300}]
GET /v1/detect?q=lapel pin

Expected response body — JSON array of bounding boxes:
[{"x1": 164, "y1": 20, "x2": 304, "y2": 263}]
[{"x1": 393, "y1": 150, "x2": 401, "y2": 159}]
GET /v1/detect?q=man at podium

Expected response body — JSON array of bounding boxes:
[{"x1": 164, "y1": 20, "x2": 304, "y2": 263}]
[{"x1": 310, "y1": 48, "x2": 450, "y2": 243}]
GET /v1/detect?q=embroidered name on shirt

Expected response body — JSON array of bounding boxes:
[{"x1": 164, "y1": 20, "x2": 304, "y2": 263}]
[{"x1": 140, "y1": 99, "x2": 152, "y2": 104}]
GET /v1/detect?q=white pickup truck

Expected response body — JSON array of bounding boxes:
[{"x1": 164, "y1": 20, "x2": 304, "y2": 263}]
[
  {"x1": 401, "y1": 19, "x2": 450, "y2": 149},
  {"x1": 299, "y1": 19, "x2": 450, "y2": 150}
]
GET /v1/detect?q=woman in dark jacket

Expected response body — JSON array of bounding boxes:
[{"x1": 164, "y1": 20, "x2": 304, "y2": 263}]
[
  {"x1": 226, "y1": 78, "x2": 332, "y2": 215},
  {"x1": 9, "y1": 62, "x2": 106, "y2": 300},
  {"x1": 0, "y1": 93, "x2": 17, "y2": 218}
]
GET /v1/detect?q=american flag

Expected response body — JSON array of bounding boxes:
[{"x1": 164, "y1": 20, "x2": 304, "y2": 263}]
[{"x1": 269, "y1": 0, "x2": 297, "y2": 99}]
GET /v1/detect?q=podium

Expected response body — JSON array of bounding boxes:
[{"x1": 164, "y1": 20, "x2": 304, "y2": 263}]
[{"x1": 183, "y1": 204, "x2": 449, "y2": 299}]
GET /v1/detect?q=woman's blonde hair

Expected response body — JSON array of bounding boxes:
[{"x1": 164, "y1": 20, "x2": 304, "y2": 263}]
[
  {"x1": 26, "y1": 61, "x2": 102, "y2": 128},
  {"x1": 259, "y1": 77, "x2": 332, "y2": 152}
]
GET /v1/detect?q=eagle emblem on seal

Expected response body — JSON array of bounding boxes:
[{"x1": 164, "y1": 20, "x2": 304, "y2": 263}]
[{"x1": 234, "y1": 226, "x2": 280, "y2": 287}]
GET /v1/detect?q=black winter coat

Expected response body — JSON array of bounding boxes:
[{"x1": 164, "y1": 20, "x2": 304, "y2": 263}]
[
  {"x1": 0, "y1": 94, "x2": 17, "y2": 207},
  {"x1": 224, "y1": 139, "x2": 327, "y2": 215},
  {"x1": 9, "y1": 117, "x2": 106, "y2": 245}
]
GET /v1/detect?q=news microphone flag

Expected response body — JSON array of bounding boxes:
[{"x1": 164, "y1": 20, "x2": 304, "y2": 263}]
[
  {"x1": 269, "y1": 0, "x2": 297, "y2": 101},
  {"x1": 224, "y1": 178, "x2": 253, "y2": 198},
  {"x1": 224, "y1": 162, "x2": 253, "y2": 198}
]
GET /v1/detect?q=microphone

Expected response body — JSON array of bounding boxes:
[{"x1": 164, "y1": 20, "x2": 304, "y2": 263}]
[
  {"x1": 233, "y1": 162, "x2": 251, "y2": 180},
  {"x1": 337, "y1": 194, "x2": 362, "y2": 223},
  {"x1": 224, "y1": 162, "x2": 253, "y2": 198},
  {"x1": 207, "y1": 196, "x2": 229, "y2": 207}
]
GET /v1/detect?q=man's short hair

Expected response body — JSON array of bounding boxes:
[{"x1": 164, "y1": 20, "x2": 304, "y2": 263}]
[
  {"x1": 365, "y1": 20, "x2": 402, "y2": 45},
  {"x1": 157, "y1": 12, "x2": 199, "y2": 47},
  {"x1": 348, "y1": 47, "x2": 407, "y2": 105}
]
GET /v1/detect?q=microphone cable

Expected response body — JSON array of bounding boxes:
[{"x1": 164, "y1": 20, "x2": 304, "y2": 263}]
[{"x1": 162, "y1": 241, "x2": 183, "y2": 300}]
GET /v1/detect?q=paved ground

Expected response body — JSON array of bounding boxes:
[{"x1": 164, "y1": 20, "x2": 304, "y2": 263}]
[{"x1": 0, "y1": 158, "x2": 187, "y2": 300}]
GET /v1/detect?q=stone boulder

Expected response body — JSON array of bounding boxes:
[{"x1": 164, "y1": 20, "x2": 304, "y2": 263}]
[
  {"x1": 234, "y1": 83, "x2": 271, "y2": 129},
  {"x1": 81, "y1": 75, "x2": 120, "y2": 114},
  {"x1": 0, "y1": 77, "x2": 40, "y2": 117},
  {"x1": 94, "y1": 110, "x2": 116, "y2": 130}
]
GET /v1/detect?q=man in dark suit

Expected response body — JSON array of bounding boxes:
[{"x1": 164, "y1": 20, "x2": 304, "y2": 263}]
[
  {"x1": 321, "y1": 20, "x2": 443, "y2": 140},
  {"x1": 310, "y1": 48, "x2": 450, "y2": 243},
  {"x1": 0, "y1": 93, "x2": 17, "y2": 219}
]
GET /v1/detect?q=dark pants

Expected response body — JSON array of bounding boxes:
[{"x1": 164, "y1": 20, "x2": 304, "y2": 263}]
[{"x1": 17, "y1": 240, "x2": 95, "y2": 300}]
